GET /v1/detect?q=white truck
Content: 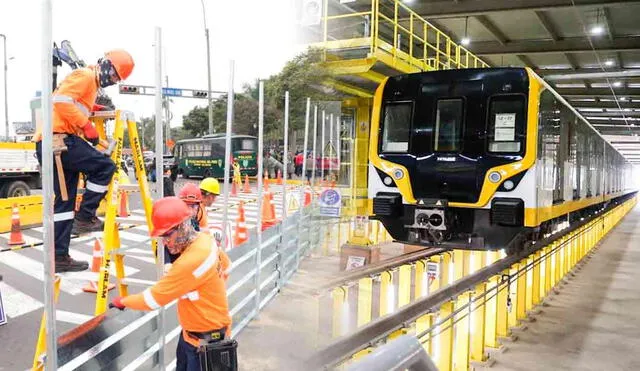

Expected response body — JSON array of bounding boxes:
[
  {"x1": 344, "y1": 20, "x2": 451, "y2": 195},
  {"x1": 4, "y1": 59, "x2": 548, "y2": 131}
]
[{"x1": 0, "y1": 142, "x2": 41, "y2": 197}]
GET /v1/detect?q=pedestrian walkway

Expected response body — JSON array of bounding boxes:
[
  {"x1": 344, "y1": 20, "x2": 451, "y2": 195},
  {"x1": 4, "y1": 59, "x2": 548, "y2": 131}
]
[{"x1": 490, "y1": 206, "x2": 640, "y2": 371}]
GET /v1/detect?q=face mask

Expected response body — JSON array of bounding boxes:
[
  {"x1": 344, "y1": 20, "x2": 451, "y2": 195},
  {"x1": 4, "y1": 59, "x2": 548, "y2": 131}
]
[{"x1": 98, "y1": 58, "x2": 120, "y2": 88}]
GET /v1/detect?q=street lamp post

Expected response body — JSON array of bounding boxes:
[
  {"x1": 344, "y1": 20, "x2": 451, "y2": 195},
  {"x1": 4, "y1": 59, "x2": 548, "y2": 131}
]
[
  {"x1": 1, "y1": 34, "x2": 8, "y2": 139},
  {"x1": 200, "y1": 0, "x2": 214, "y2": 134}
]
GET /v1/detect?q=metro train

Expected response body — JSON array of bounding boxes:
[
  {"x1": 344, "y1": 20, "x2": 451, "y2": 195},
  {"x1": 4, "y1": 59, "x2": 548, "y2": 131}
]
[{"x1": 368, "y1": 67, "x2": 636, "y2": 250}]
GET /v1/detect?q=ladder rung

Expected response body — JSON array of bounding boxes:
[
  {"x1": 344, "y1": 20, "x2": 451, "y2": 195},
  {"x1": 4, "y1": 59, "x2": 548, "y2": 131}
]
[
  {"x1": 120, "y1": 184, "x2": 141, "y2": 192},
  {"x1": 57, "y1": 271, "x2": 99, "y2": 282},
  {"x1": 90, "y1": 110, "x2": 118, "y2": 119},
  {"x1": 120, "y1": 278, "x2": 156, "y2": 287}
]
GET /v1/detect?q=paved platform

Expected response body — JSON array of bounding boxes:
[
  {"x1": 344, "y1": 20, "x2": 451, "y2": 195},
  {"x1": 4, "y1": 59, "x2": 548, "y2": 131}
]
[
  {"x1": 236, "y1": 241, "x2": 404, "y2": 370},
  {"x1": 490, "y1": 206, "x2": 640, "y2": 371}
]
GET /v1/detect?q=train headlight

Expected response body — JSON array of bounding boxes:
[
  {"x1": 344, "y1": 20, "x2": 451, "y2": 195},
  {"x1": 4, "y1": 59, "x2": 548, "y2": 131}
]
[
  {"x1": 503, "y1": 180, "x2": 515, "y2": 190},
  {"x1": 488, "y1": 171, "x2": 502, "y2": 183},
  {"x1": 393, "y1": 168, "x2": 404, "y2": 180},
  {"x1": 383, "y1": 176, "x2": 393, "y2": 186}
]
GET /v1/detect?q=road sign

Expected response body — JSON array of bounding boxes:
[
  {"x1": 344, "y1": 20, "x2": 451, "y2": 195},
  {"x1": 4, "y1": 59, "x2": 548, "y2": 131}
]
[
  {"x1": 162, "y1": 87, "x2": 183, "y2": 97},
  {"x1": 318, "y1": 188, "x2": 341, "y2": 217}
]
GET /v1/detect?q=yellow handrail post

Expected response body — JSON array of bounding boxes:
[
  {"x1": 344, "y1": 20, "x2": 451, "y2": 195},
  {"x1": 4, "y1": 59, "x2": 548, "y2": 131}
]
[
  {"x1": 409, "y1": 13, "x2": 414, "y2": 66},
  {"x1": 379, "y1": 270, "x2": 393, "y2": 316},
  {"x1": 398, "y1": 264, "x2": 411, "y2": 308},
  {"x1": 544, "y1": 245, "x2": 552, "y2": 295},
  {"x1": 471, "y1": 283, "x2": 488, "y2": 363},
  {"x1": 436, "y1": 301, "x2": 454, "y2": 371},
  {"x1": 453, "y1": 292, "x2": 471, "y2": 371},
  {"x1": 484, "y1": 253, "x2": 500, "y2": 349},
  {"x1": 516, "y1": 259, "x2": 527, "y2": 322},
  {"x1": 441, "y1": 253, "x2": 452, "y2": 287},
  {"x1": 525, "y1": 255, "x2": 534, "y2": 313},
  {"x1": 357, "y1": 277, "x2": 373, "y2": 328},
  {"x1": 332, "y1": 286, "x2": 348, "y2": 337},
  {"x1": 507, "y1": 264, "x2": 518, "y2": 328},
  {"x1": 531, "y1": 251, "x2": 541, "y2": 307},
  {"x1": 495, "y1": 270, "x2": 510, "y2": 340},
  {"x1": 393, "y1": 0, "x2": 399, "y2": 61},
  {"x1": 417, "y1": 313, "x2": 434, "y2": 354},
  {"x1": 415, "y1": 260, "x2": 426, "y2": 299}
]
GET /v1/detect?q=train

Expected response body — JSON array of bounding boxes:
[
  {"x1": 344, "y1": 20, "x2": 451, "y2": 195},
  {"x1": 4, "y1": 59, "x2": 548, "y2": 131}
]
[{"x1": 368, "y1": 67, "x2": 636, "y2": 250}]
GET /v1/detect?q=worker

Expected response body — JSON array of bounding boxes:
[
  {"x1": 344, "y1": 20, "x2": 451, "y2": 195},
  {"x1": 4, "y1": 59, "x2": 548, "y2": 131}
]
[
  {"x1": 34, "y1": 49, "x2": 134, "y2": 272},
  {"x1": 199, "y1": 177, "x2": 220, "y2": 207},
  {"x1": 110, "y1": 197, "x2": 236, "y2": 370},
  {"x1": 179, "y1": 183, "x2": 209, "y2": 232}
]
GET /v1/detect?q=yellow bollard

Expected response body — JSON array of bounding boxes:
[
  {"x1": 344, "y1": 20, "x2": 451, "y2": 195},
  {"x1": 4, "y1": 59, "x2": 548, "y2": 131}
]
[
  {"x1": 356, "y1": 277, "x2": 373, "y2": 328},
  {"x1": 415, "y1": 260, "x2": 426, "y2": 299},
  {"x1": 532, "y1": 251, "x2": 541, "y2": 307},
  {"x1": 544, "y1": 245, "x2": 553, "y2": 295},
  {"x1": 332, "y1": 287, "x2": 348, "y2": 337},
  {"x1": 436, "y1": 301, "x2": 455, "y2": 371},
  {"x1": 441, "y1": 253, "x2": 452, "y2": 287},
  {"x1": 453, "y1": 292, "x2": 471, "y2": 371},
  {"x1": 454, "y1": 250, "x2": 470, "y2": 281},
  {"x1": 496, "y1": 270, "x2": 510, "y2": 340},
  {"x1": 525, "y1": 255, "x2": 534, "y2": 313},
  {"x1": 471, "y1": 283, "x2": 488, "y2": 363},
  {"x1": 398, "y1": 264, "x2": 412, "y2": 308},
  {"x1": 416, "y1": 312, "x2": 434, "y2": 354},
  {"x1": 507, "y1": 264, "x2": 518, "y2": 328},
  {"x1": 516, "y1": 259, "x2": 527, "y2": 322},
  {"x1": 379, "y1": 271, "x2": 393, "y2": 317}
]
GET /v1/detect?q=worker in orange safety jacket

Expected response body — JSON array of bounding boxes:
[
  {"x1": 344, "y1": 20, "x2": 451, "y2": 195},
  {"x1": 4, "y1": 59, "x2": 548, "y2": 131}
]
[
  {"x1": 33, "y1": 49, "x2": 134, "y2": 272},
  {"x1": 110, "y1": 197, "x2": 235, "y2": 370}
]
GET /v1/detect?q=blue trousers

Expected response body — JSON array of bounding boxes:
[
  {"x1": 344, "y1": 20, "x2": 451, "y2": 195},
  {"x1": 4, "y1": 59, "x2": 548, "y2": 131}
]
[
  {"x1": 35, "y1": 135, "x2": 116, "y2": 256},
  {"x1": 176, "y1": 332, "x2": 201, "y2": 371}
]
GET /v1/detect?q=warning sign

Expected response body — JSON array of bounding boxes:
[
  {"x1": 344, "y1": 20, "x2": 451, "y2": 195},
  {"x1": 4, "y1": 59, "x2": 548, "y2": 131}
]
[
  {"x1": 427, "y1": 261, "x2": 439, "y2": 285},
  {"x1": 346, "y1": 256, "x2": 366, "y2": 270}
]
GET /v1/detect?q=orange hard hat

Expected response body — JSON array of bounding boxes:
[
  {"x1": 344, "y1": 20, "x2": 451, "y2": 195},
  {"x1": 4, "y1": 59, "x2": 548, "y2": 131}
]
[
  {"x1": 150, "y1": 197, "x2": 191, "y2": 237},
  {"x1": 104, "y1": 49, "x2": 134, "y2": 80},
  {"x1": 179, "y1": 183, "x2": 203, "y2": 204}
]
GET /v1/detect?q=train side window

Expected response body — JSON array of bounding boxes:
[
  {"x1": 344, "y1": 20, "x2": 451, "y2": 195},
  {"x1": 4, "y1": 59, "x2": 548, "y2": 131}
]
[
  {"x1": 381, "y1": 101, "x2": 413, "y2": 152},
  {"x1": 434, "y1": 98, "x2": 463, "y2": 152},
  {"x1": 487, "y1": 95, "x2": 526, "y2": 154}
]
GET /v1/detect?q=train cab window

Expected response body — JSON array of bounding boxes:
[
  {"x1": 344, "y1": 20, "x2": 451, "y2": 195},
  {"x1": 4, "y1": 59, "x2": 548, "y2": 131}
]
[
  {"x1": 381, "y1": 101, "x2": 412, "y2": 152},
  {"x1": 434, "y1": 99, "x2": 463, "y2": 152},
  {"x1": 487, "y1": 95, "x2": 526, "y2": 154}
]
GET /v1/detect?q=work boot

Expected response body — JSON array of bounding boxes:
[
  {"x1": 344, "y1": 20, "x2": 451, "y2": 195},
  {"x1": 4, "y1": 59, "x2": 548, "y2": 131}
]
[
  {"x1": 55, "y1": 255, "x2": 89, "y2": 273},
  {"x1": 71, "y1": 216, "x2": 104, "y2": 235}
]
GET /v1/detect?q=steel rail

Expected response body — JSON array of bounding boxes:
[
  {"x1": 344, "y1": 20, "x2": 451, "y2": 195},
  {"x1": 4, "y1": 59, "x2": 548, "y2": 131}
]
[{"x1": 307, "y1": 194, "x2": 635, "y2": 369}]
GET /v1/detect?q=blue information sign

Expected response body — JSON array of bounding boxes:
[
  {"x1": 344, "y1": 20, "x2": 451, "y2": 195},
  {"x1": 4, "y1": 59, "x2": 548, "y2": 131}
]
[
  {"x1": 162, "y1": 88, "x2": 183, "y2": 97},
  {"x1": 318, "y1": 189, "x2": 342, "y2": 217}
]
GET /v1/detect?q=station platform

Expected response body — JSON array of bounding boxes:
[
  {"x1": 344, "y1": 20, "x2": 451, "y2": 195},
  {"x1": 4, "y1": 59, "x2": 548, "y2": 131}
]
[{"x1": 489, "y1": 206, "x2": 640, "y2": 371}]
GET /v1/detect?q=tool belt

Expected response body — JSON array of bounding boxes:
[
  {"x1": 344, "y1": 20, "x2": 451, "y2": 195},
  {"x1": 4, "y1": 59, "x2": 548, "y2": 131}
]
[{"x1": 188, "y1": 328, "x2": 238, "y2": 371}]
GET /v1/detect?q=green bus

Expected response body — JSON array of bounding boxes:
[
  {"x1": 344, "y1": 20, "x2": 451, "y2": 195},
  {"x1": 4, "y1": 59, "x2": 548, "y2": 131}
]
[{"x1": 174, "y1": 134, "x2": 258, "y2": 178}]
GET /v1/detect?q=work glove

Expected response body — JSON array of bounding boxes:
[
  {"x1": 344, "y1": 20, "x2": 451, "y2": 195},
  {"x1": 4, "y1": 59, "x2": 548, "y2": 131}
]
[
  {"x1": 109, "y1": 296, "x2": 126, "y2": 310},
  {"x1": 83, "y1": 121, "x2": 100, "y2": 146},
  {"x1": 92, "y1": 103, "x2": 107, "y2": 112}
]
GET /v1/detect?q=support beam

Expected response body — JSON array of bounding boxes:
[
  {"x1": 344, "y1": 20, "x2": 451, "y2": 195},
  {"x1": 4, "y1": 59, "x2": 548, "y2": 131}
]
[
  {"x1": 475, "y1": 15, "x2": 508, "y2": 45},
  {"x1": 535, "y1": 11, "x2": 560, "y2": 41},
  {"x1": 602, "y1": 7, "x2": 616, "y2": 41},
  {"x1": 470, "y1": 36, "x2": 640, "y2": 55},
  {"x1": 544, "y1": 69, "x2": 640, "y2": 81},
  {"x1": 582, "y1": 111, "x2": 640, "y2": 117},
  {"x1": 572, "y1": 101, "x2": 640, "y2": 109},
  {"x1": 537, "y1": 67, "x2": 635, "y2": 75},
  {"x1": 517, "y1": 55, "x2": 537, "y2": 68},
  {"x1": 407, "y1": 0, "x2": 640, "y2": 18},
  {"x1": 556, "y1": 87, "x2": 640, "y2": 97}
]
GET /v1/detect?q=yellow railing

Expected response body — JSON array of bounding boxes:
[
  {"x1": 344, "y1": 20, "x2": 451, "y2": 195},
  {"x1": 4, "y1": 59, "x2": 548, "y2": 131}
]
[
  {"x1": 325, "y1": 196, "x2": 636, "y2": 370},
  {"x1": 318, "y1": 0, "x2": 490, "y2": 72}
]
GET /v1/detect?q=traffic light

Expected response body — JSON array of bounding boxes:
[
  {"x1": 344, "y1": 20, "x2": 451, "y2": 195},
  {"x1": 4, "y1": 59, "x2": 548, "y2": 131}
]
[
  {"x1": 119, "y1": 85, "x2": 139, "y2": 94},
  {"x1": 193, "y1": 91, "x2": 208, "y2": 98}
]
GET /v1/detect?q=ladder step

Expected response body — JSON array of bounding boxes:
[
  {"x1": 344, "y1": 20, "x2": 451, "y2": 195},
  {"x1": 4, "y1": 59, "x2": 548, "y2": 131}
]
[
  {"x1": 120, "y1": 278, "x2": 156, "y2": 287},
  {"x1": 120, "y1": 184, "x2": 141, "y2": 192},
  {"x1": 90, "y1": 110, "x2": 117, "y2": 119}
]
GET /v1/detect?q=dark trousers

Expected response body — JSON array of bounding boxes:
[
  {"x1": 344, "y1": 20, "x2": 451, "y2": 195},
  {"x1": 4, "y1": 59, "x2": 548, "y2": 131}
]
[
  {"x1": 35, "y1": 135, "x2": 116, "y2": 256},
  {"x1": 176, "y1": 333, "x2": 202, "y2": 371}
]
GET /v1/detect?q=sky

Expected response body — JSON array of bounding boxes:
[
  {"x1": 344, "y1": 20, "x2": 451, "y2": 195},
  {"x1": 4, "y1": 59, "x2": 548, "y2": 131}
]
[{"x1": 0, "y1": 0, "x2": 304, "y2": 135}]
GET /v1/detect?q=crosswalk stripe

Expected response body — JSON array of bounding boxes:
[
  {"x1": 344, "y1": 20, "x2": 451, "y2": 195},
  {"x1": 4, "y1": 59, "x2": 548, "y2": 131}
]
[
  {"x1": 0, "y1": 251, "x2": 83, "y2": 295},
  {"x1": 29, "y1": 246, "x2": 140, "y2": 278},
  {"x1": 56, "y1": 310, "x2": 93, "y2": 325},
  {"x1": 0, "y1": 281, "x2": 43, "y2": 318},
  {"x1": 118, "y1": 231, "x2": 151, "y2": 243}
]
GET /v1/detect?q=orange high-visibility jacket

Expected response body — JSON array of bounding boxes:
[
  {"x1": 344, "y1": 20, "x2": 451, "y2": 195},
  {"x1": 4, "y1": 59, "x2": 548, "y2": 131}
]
[
  {"x1": 122, "y1": 232, "x2": 232, "y2": 347},
  {"x1": 197, "y1": 202, "x2": 209, "y2": 232},
  {"x1": 33, "y1": 67, "x2": 98, "y2": 142}
]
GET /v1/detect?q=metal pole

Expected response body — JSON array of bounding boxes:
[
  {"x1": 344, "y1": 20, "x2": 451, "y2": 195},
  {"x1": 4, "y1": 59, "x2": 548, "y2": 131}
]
[
  {"x1": 312, "y1": 106, "x2": 318, "y2": 191},
  {"x1": 298, "y1": 98, "x2": 311, "y2": 259},
  {"x1": 282, "y1": 91, "x2": 289, "y2": 222},
  {"x1": 336, "y1": 114, "x2": 341, "y2": 184},
  {"x1": 321, "y1": 110, "x2": 326, "y2": 182},
  {"x1": 254, "y1": 80, "x2": 265, "y2": 313},
  {"x1": 221, "y1": 60, "x2": 234, "y2": 246},
  {"x1": 329, "y1": 113, "x2": 334, "y2": 178},
  {"x1": 164, "y1": 75, "x2": 171, "y2": 144},
  {"x1": 153, "y1": 27, "x2": 166, "y2": 371},
  {"x1": 1, "y1": 34, "x2": 8, "y2": 139},
  {"x1": 200, "y1": 0, "x2": 213, "y2": 134},
  {"x1": 40, "y1": 2, "x2": 57, "y2": 369}
]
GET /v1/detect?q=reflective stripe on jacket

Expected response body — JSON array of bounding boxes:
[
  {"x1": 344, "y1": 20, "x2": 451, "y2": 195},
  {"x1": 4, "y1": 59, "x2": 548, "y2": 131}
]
[
  {"x1": 34, "y1": 67, "x2": 98, "y2": 142},
  {"x1": 122, "y1": 232, "x2": 231, "y2": 347}
]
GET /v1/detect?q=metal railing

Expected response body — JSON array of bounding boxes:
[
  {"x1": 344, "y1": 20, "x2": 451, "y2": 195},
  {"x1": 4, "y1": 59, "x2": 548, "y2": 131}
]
[
  {"x1": 314, "y1": 0, "x2": 490, "y2": 71},
  {"x1": 308, "y1": 195, "x2": 637, "y2": 370}
]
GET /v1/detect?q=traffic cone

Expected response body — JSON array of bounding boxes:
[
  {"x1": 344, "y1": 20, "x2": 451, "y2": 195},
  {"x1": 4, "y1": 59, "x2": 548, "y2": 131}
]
[
  {"x1": 264, "y1": 172, "x2": 270, "y2": 192},
  {"x1": 8, "y1": 203, "x2": 24, "y2": 245},
  {"x1": 231, "y1": 179, "x2": 238, "y2": 197},
  {"x1": 83, "y1": 238, "x2": 115, "y2": 293},
  {"x1": 118, "y1": 190, "x2": 129, "y2": 217},
  {"x1": 276, "y1": 170, "x2": 283, "y2": 185},
  {"x1": 261, "y1": 192, "x2": 277, "y2": 231},
  {"x1": 234, "y1": 201, "x2": 248, "y2": 246},
  {"x1": 304, "y1": 186, "x2": 312, "y2": 206},
  {"x1": 243, "y1": 174, "x2": 251, "y2": 193}
]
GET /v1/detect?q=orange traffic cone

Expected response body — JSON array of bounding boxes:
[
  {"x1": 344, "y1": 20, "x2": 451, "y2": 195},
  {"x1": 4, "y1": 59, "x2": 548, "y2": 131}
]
[
  {"x1": 83, "y1": 238, "x2": 115, "y2": 293},
  {"x1": 276, "y1": 170, "x2": 283, "y2": 185},
  {"x1": 8, "y1": 203, "x2": 24, "y2": 245},
  {"x1": 243, "y1": 174, "x2": 251, "y2": 193},
  {"x1": 231, "y1": 179, "x2": 238, "y2": 196},
  {"x1": 118, "y1": 190, "x2": 129, "y2": 217},
  {"x1": 261, "y1": 192, "x2": 277, "y2": 231},
  {"x1": 264, "y1": 172, "x2": 270, "y2": 192},
  {"x1": 304, "y1": 187, "x2": 312, "y2": 206},
  {"x1": 234, "y1": 201, "x2": 248, "y2": 246}
]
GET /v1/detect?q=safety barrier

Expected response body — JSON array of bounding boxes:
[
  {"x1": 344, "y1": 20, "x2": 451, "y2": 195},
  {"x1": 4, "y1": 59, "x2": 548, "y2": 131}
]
[
  {"x1": 308, "y1": 195, "x2": 637, "y2": 370},
  {"x1": 313, "y1": 0, "x2": 489, "y2": 73}
]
